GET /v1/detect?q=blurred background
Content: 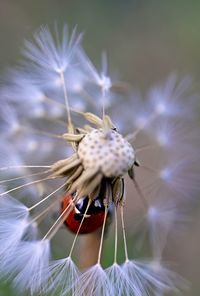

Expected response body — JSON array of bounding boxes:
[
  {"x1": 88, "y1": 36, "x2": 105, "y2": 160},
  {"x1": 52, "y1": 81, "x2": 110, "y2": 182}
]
[{"x1": 0, "y1": 0, "x2": 200, "y2": 295}]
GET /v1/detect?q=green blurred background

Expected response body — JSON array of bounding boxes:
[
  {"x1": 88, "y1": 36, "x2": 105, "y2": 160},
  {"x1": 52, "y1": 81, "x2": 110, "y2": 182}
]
[{"x1": 0, "y1": 0, "x2": 200, "y2": 295}]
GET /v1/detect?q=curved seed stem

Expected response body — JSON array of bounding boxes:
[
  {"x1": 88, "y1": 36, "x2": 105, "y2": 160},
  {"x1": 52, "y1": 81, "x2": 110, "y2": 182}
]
[
  {"x1": 114, "y1": 205, "x2": 118, "y2": 264},
  {"x1": 126, "y1": 111, "x2": 158, "y2": 142},
  {"x1": 97, "y1": 205, "x2": 108, "y2": 265},
  {"x1": 0, "y1": 165, "x2": 51, "y2": 171},
  {"x1": 69, "y1": 200, "x2": 92, "y2": 258},
  {"x1": 28, "y1": 182, "x2": 67, "y2": 211},
  {"x1": 0, "y1": 170, "x2": 50, "y2": 184},
  {"x1": 42, "y1": 196, "x2": 76, "y2": 241},
  {"x1": 120, "y1": 205, "x2": 129, "y2": 262},
  {"x1": 0, "y1": 176, "x2": 56, "y2": 197},
  {"x1": 30, "y1": 198, "x2": 62, "y2": 225},
  {"x1": 60, "y1": 70, "x2": 72, "y2": 127}
]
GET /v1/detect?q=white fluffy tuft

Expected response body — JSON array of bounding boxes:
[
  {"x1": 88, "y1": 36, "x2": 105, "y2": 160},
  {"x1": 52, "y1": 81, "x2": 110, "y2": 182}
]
[
  {"x1": 106, "y1": 263, "x2": 142, "y2": 296},
  {"x1": 74, "y1": 264, "x2": 113, "y2": 296},
  {"x1": 44, "y1": 257, "x2": 79, "y2": 296},
  {"x1": 12, "y1": 240, "x2": 51, "y2": 295},
  {"x1": 122, "y1": 260, "x2": 183, "y2": 296},
  {"x1": 0, "y1": 196, "x2": 29, "y2": 258},
  {"x1": 23, "y1": 25, "x2": 81, "y2": 73}
]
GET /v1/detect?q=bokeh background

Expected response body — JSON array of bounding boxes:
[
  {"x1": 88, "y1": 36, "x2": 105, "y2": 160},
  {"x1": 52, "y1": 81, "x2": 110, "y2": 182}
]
[{"x1": 0, "y1": 0, "x2": 200, "y2": 295}]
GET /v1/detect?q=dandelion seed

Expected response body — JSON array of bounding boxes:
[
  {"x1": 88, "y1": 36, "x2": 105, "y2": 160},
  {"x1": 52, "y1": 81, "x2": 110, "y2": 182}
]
[
  {"x1": 106, "y1": 263, "x2": 142, "y2": 296},
  {"x1": 146, "y1": 201, "x2": 190, "y2": 259},
  {"x1": 122, "y1": 260, "x2": 183, "y2": 296},
  {"x1": 12, "y1": 240, "x2": 50, "y2": 295},
  {"x1": 148, "y1": 74, "x2": 196, "y2": 118},
  {"x1": 75, "y1": 264, "x2": 113, "y2": 296},
  {"x1": 45, "y1": 257, "x2": 79, "y2": 296},
  {"x1": 0, "y1": 196, "x2": 29, "y2": 277},
  {"x1": 23, "y1": 25, "x2": 81, "y2": 74}
]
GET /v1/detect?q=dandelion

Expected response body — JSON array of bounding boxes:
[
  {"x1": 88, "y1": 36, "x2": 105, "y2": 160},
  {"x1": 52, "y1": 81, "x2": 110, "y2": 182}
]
[{"x1": 0, "y1": 24, "x2": 199, "y2": 296}]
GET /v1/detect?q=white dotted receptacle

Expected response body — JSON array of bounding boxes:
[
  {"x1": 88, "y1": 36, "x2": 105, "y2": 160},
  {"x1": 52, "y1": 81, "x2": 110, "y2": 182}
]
[{"x1": 78, "y1": 129, "x2": 135, "y2": 177}]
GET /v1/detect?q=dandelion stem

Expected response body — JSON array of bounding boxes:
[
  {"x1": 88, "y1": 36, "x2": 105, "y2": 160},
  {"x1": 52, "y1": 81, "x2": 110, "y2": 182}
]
[
  {"x1": 132, "y1": 178, "x2": 149, "y2": 210},
  {"x1": 21, "y1": 126, "x2": 64, "y2": 140},
  {"x1": 28, "y1": 182, "x2": 67, "y2": 211},
  {"x1": 69, "y1": 200, "x2": 92, "y2": 258},
  {"x1": 42, "y1": 197, "x2": 75, "y2": 241},
  {"x1": 60, "y1": 70, "x2": 72, "y2": 127},
  {"x1": 43, "y1": 95, "x2": 67, "y2": 111},
  {"x1": 30, "y1": 197, "x2": 62, "y2": 225},
  {"x1": 126, "y1": 111, "x2": 158, "y2": 142},
  {"x1": 0, "y1": 176, "x2": 56, "y2": 197},
  {"x1": 135, "y1": 144, "x2": 158, "y2": 153},
  {"x1": 97, "y1": 205, "x2": 108, "y2": 265},
  {"x1": 42, "y1": 94, "x2": 83, "y2": 124},
  {"x1": 120, "y1": 205, "x2": 129, "y2": 262},
  {"x1": 0, "y1": 165, "x2": 51, "y2": 171},
  {"x1": 102, "y1": 89, "x2": 106, "y2": 120},
  {"x1": 139, "y1": 165, "x2": 160, "y2": 175},
  {"x1": 0, "y1": 169, "x2": 50, "y2": 184},
  {"x1": 80, "y1": 89, "x2": 98, "y2": 108},
  {"x1": 42, "y1": 115, "x2": 69, "y2": 127},
  {"x1": 114, "y1": 205, "x2": 118, "y2": 264},
  {"x1": 101, "y1": 52, "x2": 109, "y2": 120}
]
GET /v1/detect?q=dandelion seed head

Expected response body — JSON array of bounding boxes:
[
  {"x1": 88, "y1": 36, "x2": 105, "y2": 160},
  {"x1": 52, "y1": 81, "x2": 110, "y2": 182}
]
[
  {"x1": 78, "y1": 128, "x2": 135, "y2": 177},
  {"x1": 0, "y1": 23, "x2": 198, "y2": 296}
]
